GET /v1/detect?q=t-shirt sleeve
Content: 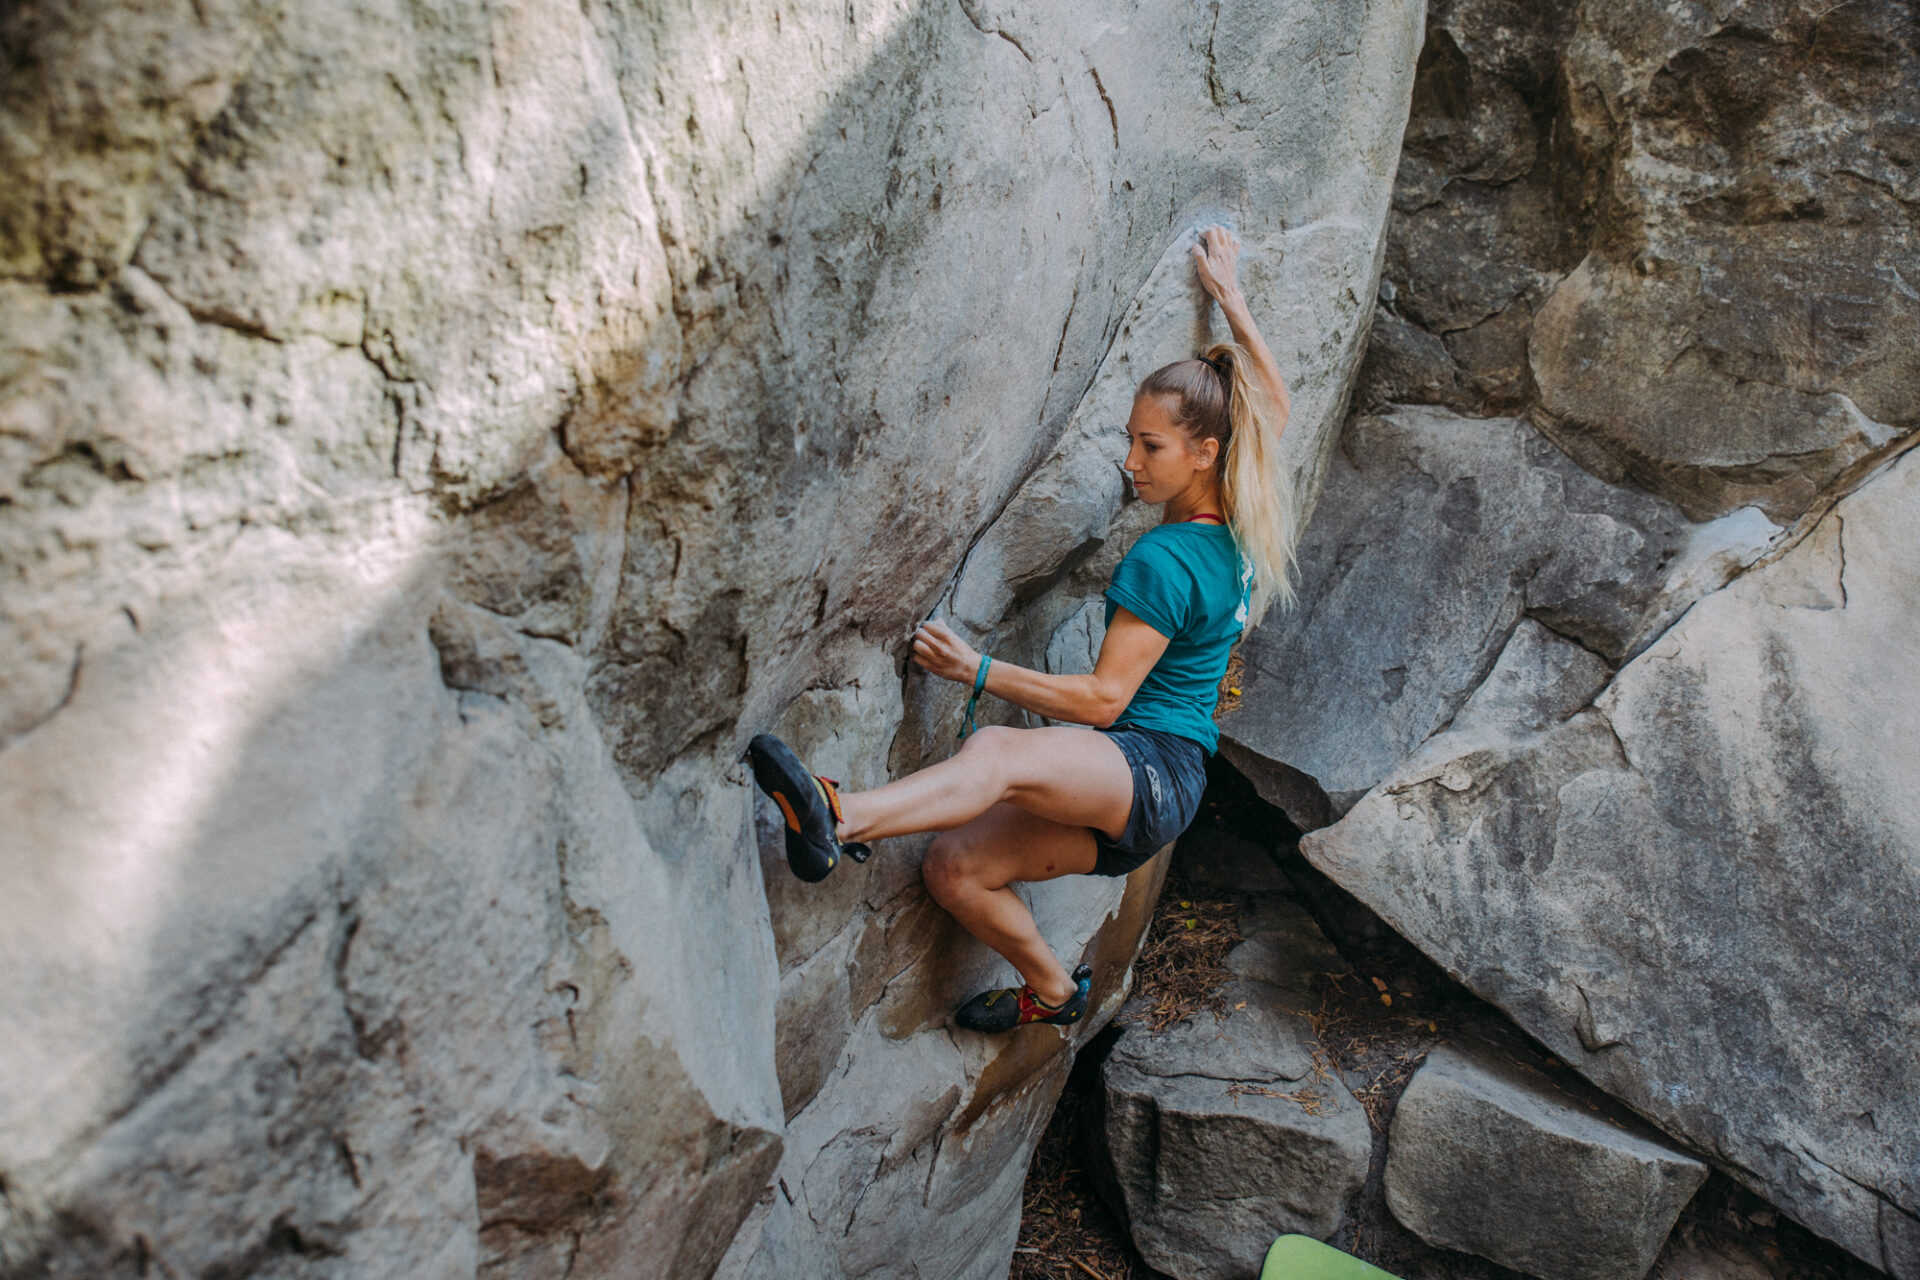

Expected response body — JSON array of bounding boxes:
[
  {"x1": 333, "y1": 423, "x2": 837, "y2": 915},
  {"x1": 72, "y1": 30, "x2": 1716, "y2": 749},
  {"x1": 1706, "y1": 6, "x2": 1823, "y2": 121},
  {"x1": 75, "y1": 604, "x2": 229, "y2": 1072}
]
[{"x1": 1105, "y1": 534, "x2": 1190, "y2": 640}]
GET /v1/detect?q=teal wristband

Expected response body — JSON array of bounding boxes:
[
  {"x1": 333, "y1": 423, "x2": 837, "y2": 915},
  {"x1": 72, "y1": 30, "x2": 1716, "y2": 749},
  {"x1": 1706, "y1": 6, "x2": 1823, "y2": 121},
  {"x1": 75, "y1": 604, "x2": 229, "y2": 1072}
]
[{"x1": 959, "y1": 655, "x2": 993, "y2": 740}]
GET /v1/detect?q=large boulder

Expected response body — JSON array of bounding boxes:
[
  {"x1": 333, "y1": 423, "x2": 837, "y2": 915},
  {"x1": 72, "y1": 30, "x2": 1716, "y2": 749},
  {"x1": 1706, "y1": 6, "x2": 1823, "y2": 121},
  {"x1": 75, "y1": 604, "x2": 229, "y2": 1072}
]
[
  {"x1": 1303, "y1": 446, "x2": 1920, "y2": 1274},
  {"x1": 1527, "y1": 1, "x2": 1919, "y2": 523},
  {"x1": 1359, "y1": 0, "x2": 1919, "y2": 522},
  {"x1": 1218, "y1": 3, "x2": 1920, "y2": 1269},
  {"x1": 0, "y1": 0, "x2": 1424, "y2": 1276},
  {"x1": 1218, "y1": 406, "x2": 1778, "y2": 820},
  {"x1": 1385, "y1": 1037, "x2": 1708, "y2": 1280},
  {"x1": 1092, "y1": 897, "x2": 1372, "y2": 1280}
]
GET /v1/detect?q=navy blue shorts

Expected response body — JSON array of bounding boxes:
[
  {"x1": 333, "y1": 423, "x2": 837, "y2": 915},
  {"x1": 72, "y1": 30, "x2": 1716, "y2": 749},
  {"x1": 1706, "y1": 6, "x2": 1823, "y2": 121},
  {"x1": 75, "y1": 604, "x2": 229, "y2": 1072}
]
[{"x1": 1090, "y1": 725, "x2": 1208, "y2": 876}]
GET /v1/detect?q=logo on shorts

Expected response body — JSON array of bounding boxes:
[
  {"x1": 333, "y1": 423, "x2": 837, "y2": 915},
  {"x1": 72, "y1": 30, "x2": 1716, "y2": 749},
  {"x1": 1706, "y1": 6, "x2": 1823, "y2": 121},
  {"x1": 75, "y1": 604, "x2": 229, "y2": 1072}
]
[{"x1": 1145, "y1": 765, "x2": 1162, "y2": 806}]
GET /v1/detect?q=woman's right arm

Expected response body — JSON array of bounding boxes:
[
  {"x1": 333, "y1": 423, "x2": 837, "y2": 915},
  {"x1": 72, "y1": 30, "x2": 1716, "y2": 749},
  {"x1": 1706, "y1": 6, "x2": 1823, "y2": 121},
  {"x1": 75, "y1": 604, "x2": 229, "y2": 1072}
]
[
  {"x1": 911, "y1": 613, "x2": 1168, "y2": 728},
  {"x1": 1192, "y1": 225, "x2": 1291, "y2": 439}
]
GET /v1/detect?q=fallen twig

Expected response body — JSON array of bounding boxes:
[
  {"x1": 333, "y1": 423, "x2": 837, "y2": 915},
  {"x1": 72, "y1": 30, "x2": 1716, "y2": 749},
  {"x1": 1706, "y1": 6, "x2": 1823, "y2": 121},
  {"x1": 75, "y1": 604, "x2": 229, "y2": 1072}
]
[{"x1": 1227, "y1": 1082, "x2": 1329, "y2": 1116}]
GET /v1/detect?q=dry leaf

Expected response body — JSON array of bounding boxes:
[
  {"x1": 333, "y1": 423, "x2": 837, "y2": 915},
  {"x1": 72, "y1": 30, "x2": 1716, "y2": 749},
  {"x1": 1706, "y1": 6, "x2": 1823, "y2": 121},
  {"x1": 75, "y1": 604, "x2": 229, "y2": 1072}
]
[{"x1": 1370, "y1": 976, "x2": 1388, "y2": 992}]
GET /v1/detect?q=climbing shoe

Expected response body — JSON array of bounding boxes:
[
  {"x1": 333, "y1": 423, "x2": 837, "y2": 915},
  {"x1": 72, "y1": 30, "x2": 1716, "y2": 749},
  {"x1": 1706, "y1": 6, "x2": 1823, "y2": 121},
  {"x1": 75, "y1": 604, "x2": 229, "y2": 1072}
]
[
  {"x1": 954, "y1": 964, "x2": 1093, "y2": 1033},
  {"x1": 747, "y1": 733, "x2": 871, "y2": 883}
]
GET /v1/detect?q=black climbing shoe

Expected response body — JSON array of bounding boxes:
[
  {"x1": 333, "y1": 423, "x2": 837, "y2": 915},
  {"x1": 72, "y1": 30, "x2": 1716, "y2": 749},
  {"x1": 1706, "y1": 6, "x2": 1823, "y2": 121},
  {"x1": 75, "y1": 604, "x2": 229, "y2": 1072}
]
[
  {"x1": 954, "y1": 964, "x2": 1093, "y2": 1033},
  {"x1": 747, "y1": 734, "x2": 871, "y2": 883}
]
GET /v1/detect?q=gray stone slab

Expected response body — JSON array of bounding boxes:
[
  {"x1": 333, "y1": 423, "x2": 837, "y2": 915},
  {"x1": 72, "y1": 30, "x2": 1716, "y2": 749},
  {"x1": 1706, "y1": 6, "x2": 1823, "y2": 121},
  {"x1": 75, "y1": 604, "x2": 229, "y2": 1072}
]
[
  {"x1": 1092, "y1": 897, "x2": 1369, "y2": 1280},
  {"x1": 1386, "y1": 1038, "x2": 1708, "y2": 1280},
  {"x1": 1306, "y1": 450, "x2": 1920, "y2": 1275}
]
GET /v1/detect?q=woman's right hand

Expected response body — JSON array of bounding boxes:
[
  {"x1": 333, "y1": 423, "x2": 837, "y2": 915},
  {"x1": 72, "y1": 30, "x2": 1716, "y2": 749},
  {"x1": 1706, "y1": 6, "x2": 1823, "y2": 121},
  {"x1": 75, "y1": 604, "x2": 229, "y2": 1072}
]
[
  {"x1": 912, "y1": 618, "x2": 982, "y2": 685},
  {"x1": 1192, "y1": 225, "x2": 1243, "y2": 303}
]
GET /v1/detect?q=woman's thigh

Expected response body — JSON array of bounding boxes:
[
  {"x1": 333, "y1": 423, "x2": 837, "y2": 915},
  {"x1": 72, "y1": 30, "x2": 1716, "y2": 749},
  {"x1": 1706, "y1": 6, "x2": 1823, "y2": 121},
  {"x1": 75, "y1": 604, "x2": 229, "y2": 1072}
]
[
  {"x1": 926, "y1": 801, "x2": 1100, "y2": 892},
  {"x1": 968, "y1": 724, "x2": 1134, "y2": 840}
]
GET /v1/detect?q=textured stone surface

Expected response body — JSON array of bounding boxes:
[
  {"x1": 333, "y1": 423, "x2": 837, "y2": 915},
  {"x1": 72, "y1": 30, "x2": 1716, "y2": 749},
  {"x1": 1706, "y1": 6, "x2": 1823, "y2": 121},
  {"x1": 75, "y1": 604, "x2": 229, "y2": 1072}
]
[
  {"x1": 1092, "y1": 897, "x2": 1371, "y2": 1280},
  {"x1": 1303, "y1": 446, "x2": 1920, "y2": 1275},
  {"x1": 1358, "y1": 0, "x2": 1919, "y2": 522},
  {"x1": 0, "y1": 0, "x2": 1423, "y2": 1276},
  {"x1": 1218, "y1": 405, "x2": 1779, "y2": 820},
  {"x1": 1385, "y1": 1036, "x2": 1708, "y2": 1280},
  {"x1": 1198, "y1": 3, "x2": 1920, "y2": 1271}
]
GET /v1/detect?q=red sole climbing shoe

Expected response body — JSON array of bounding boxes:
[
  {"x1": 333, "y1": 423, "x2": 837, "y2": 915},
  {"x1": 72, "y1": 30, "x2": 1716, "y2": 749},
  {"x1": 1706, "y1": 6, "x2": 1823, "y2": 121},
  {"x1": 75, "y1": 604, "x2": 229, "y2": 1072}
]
[{"x1": 954, "y1": 965, "x2": 1093, "y2": 1033}]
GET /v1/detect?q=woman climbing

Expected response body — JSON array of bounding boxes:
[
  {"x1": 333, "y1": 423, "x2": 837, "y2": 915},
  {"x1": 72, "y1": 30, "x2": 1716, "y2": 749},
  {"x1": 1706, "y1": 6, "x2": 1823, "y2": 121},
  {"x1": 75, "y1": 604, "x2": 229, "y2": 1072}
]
[{"x1": 749, "y1": 225, "x2": 1299, "y2": 1033}]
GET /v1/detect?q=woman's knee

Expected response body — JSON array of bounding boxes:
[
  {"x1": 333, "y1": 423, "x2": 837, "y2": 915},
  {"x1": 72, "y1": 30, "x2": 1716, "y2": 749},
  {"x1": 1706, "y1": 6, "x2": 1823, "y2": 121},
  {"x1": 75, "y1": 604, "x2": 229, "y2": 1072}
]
[
  {"x1": 957, "y1": 724, "x2": 1021, "y2": 761},
  {"x1": 955, "y1": 724, "x2": 1022, "y2": 789},
  {"x1": 922, "y1": 833, "x2": 977, "y2": 906}
]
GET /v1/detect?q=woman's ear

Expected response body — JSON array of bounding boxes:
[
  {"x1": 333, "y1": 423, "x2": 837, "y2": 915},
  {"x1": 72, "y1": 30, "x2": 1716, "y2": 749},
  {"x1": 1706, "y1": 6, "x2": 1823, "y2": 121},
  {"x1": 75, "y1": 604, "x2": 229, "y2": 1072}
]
[{"x1": 1196, "y1": 436, "x2": 1221, "y2": 470}]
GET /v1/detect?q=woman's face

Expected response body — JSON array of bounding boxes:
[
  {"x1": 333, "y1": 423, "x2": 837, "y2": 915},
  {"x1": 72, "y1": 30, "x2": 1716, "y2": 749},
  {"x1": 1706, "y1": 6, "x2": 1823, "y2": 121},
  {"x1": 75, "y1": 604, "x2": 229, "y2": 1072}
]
[{"x1": 1123, "y1": 393, "x2": 1219, "y2": 503}]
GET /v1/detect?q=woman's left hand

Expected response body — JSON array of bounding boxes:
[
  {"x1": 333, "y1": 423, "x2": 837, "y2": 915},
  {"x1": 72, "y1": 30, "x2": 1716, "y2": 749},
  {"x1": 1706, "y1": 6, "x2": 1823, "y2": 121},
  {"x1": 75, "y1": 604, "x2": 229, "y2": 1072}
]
[
  {"x1": 1192, "y1": 224, "x2": 1242, "y2": 302},
  {"x1": 912, "y1": 619, "x2": 982, "y2": 685}
]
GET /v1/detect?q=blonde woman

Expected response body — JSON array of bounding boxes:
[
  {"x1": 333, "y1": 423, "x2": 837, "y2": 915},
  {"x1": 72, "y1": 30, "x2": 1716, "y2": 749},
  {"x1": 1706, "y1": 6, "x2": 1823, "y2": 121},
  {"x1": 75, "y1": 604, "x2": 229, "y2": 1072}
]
[{"x1": 749, "y1": 226, "x2": 1298, "y2": 1032}]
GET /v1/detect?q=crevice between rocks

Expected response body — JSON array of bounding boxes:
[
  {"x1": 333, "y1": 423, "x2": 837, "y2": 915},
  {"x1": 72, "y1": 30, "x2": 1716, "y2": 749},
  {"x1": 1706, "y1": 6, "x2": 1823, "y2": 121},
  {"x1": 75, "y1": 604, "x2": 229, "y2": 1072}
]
[{"x1": 1798, "y1": 1144, "x2": 1920, "y2": 1245}]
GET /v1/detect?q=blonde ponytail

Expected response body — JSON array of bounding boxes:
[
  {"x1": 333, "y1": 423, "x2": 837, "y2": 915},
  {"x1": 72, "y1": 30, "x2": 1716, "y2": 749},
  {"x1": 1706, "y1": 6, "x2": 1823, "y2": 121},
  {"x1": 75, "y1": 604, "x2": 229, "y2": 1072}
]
[
  {"x1": 1136, "y1": 342, "x2": 1299, "y2": 628},
  {"x1": 1206, "y1": 341, "x2": 1297, "y2": 626}
]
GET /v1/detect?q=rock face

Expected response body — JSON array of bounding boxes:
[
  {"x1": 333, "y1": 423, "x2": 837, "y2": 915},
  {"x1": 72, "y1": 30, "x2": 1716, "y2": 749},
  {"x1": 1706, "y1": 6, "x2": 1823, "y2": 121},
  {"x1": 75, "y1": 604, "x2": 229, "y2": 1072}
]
[
  {"x1": 0, "y1": 1, "x2": 1422, "y2": 1277},
  {"x1": 1092, "y1": 897, "x2": 1372, "y2": 1280},
  {"x1": 1306, "y1": 448, "x2": 1920, "y2": 1275},
  {"x1": 1362, "y1": 0, "x2": 1918, "y2": 524},
  {"x1": 1213, "y1": 1, "x2": 1920, "y2": 1272},
  {"x1": 1220, "y1": 406, "x2": 1778, "y2": 818},
  {"x1": 1385, "y1": 1036, "x2": 1709, "y2": 1280}
]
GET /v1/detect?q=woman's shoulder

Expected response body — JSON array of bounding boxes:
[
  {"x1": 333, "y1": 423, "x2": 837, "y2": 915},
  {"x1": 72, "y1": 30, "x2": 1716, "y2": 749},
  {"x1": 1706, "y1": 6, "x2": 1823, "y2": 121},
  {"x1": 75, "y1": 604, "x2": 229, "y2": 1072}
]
[
  {"x1": 1118, "y1": 523, "x2": 1191, "y2": 569},
  {"x1": 1114, "y1": 525, "x2": 1239, "y2": 600},
  {"x1": 1127, "y1": 522, "x2": 1240, "y2": 564},
  {"x1": 1131, "y1": 520, "x2": 1230, "y2": 546}
]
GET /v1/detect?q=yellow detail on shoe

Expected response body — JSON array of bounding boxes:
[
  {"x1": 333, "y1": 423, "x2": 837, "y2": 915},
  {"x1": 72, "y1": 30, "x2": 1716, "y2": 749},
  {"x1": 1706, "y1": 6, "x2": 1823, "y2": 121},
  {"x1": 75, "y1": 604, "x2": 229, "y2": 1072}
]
[{"x1": 814, "y1": 775, "x2": 844, "y2": 825}]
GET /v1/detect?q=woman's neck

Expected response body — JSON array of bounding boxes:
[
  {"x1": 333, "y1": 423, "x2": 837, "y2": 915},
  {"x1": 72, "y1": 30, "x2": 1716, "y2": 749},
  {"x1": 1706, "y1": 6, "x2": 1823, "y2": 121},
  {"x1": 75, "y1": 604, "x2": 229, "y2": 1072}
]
[{"x1": 1163, "y1": 483, "x2": 1225, "y2": 525}]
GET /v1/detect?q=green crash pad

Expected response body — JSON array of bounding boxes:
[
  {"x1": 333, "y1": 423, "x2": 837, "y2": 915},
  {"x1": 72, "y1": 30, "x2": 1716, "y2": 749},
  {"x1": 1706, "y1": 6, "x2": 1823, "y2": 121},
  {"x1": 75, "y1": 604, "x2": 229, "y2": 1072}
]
[{"x1": 1261, "y1": 1235, "x2": 1403, "y2": 1280}]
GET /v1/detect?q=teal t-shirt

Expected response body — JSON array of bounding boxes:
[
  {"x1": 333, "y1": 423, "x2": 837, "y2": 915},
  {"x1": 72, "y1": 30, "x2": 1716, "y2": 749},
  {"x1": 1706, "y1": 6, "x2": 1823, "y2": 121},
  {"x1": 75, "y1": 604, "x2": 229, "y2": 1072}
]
[{"x1": 1103, "y1": 522, "x2": 1251, "y2": 753}]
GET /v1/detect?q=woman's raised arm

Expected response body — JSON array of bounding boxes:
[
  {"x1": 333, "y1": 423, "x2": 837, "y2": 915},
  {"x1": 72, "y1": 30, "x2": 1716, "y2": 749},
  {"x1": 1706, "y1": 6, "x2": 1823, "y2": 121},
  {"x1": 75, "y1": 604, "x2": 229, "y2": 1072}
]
[{"x1": 1192, "y1": 225, "x2": 1291, "y2": 439}]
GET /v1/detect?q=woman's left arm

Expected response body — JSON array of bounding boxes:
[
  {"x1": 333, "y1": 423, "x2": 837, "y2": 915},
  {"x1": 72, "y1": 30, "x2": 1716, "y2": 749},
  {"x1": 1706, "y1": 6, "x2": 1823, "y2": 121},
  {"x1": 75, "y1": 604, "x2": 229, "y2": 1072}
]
[
  {"x1": 1192, "y1": 225, "x2": 1291, "y2": 439},
  {"x1": 912, "y1": 613, "x2": 1167, "y2": 729}
]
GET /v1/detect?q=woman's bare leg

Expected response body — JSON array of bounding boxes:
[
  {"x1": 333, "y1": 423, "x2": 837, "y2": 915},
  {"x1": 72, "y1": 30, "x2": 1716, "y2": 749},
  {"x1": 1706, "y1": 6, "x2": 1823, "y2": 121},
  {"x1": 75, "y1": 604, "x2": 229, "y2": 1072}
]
[
  {"x1": 921, "y1": 802, "x2": 1103, "y2": 1006},
  {"x1": 836, "y1": 725, "x2": 1133, "y2": 844}
]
